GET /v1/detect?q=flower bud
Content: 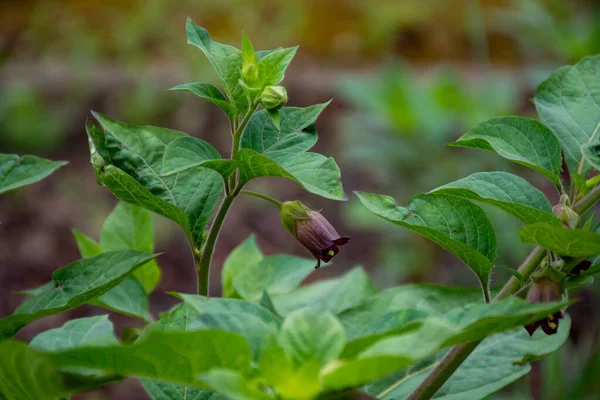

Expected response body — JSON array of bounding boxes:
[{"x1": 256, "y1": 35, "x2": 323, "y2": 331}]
[
  {"x1": 280, "y1": 201, "x2": 350, "y2": 269},
  {"x1": 524, "y1": 277, "x2": 564, "y2": 336},
  {"x1": 261, "y1": 86, "x2": 288, "y2": 110},
  {"x1": 241, "y1": 61, "x2": 259, "y2": 83},
  {"x1": 552, "y1": 204, "x2": 579, "y2": 228}
]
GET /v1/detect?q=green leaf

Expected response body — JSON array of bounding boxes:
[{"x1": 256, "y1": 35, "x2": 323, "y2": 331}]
[
  {"x1": 186, "y1": 18, "x2": 247, "y2": 117},
  {"x1": 0, "y1": 250, "x2": 157, "y2": 339},
  {"x1": 271, "y1": 267, "x2": 377, "y2": 316},
  {"x1": 535, "y1": 55, "x2": 600, "y2": 176},
  {"x1": 370, "y1": 317, "x2": 571, "y2": 399},
  {"x1": 72, "y1": 229, "x2": 153, "y2": 322},
  {"x1": 199, "y1": 369, "x2": 275, "y2": 400},
  {"x1": 89, "y1": 113, "x2": 224, "y2": 247},
  {"x1": 170, "y1": 83, "x2": 233, "y2": 119},
  {"x1": 519, "y1": 223, "x2": 600, "y2": 256},
  {"x1": 449, "y1": 117, "x2": 562, "y2": 184},
  {"x1": 161, "y1": 136, "x2": 240, "y2": 179},
  {"x1": 100, "y1": 202, "x2": 160, "y2": 293},
  {"x1": 222, "y1": 235, "x2": 264, "y2": 298},
  {"x1": 355, "y1": 191, "x2": 496, "y2": 294},
  {"x1": 431, "y1": 171, "x2": 557, "y2": 224},
  {"x1": 257, "y1": 46, "x2": 298, "y2": 87},
  {"x1": 50, "y1": 330, "x2": 252, "y2": 388},
  {"x1": 232, "y1": 254, "x2": 316, "y2": 302},
  {"x1": 0, "y1": 341, "x2": 118, "y2": 400},
  {"x1": 581, "y1": 141, "x2": 600, "y2": 171},
  {"x1": 237, "y1": 102, "x2": 345, "y2": 200},
  {"x1": 141, "y1": 379, "x2": 226, "y2": 400},
  {"x1": 30, "y1": 316, "x2": 118, "y2": 352},
  {"x1": 322, "y1": 298, "x2": 568, "y2": 391},
  {"x1": 279, "y1": 308, "x2": 346, "y2": 366},
  {"x1": 0, "y1": 154, "x2": 66, "y2": 195},
  {"x1": 144, "y1": 294, "x2": 279, "y2": 361}
]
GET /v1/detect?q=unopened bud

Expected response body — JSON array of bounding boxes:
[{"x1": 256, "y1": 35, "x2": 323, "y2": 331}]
[
  {"x1": 552, "y1": 204, "x2": 579, "y2": 228},
  {"x1": 261, "y1": 86, "x2": 288, "y2": 110}
]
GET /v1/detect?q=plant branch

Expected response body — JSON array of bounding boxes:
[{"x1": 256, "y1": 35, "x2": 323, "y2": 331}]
[
  {"x1": 240, "y1": 190, "x2": 283, "y2": 208},
  {"x1": 406, "y1": 183, "x2": 600, "y2": 400}
]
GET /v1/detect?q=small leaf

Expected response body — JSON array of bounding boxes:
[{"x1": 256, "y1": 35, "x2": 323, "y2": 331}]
[
  {"x1": 0, "y1": 154, "x2": 66, "y2": 195},
  {"x1": 535, "y1": 55, "x2": 600, "y2": 176},
  {"x1": 449, "y1": 117, "x2": 562, "y2": 184},
  {"x1": 199, "y1": 369, "x2": 275, "y2": 400},
  {"x1": 170, "y1": 83, "x2": 233, "y2": 119},
  {"x1": 257, "y1": 46, "x2": 298, "y2": 87},
  {"x1": 49, "y1": 330, "x2": 252, "y2": 388},
  {"x1": 186, "y1": 18, "x2": 247, "y2": 117},
  {"x1": 355, "y1": 191, "x2": 496, "y2": 294},
  {"x1": 519, "y1": 223, "x2": 600, "y2": 256},
  {"x1": 232, "y1": 254, "x2": 316, "y2": 302},
  {"x1": 72, "y1": 228, "x2": 153, "y2": 323},
  {"x1": 571, "y1": 171, "x2": 590, "y2": 199},
  {"x1": 222, "y1": 235, "x2": 264, "y2": 298},
  {"x1": 30, "y1": 316, "x2": 118, "y2": 352},
  {"x1": 271, "y1": 267, "x2": 377, "y2": 316},
  {"x1": 0, "y1": 250, "x2": 157, "y2": 339},
  {"x1": 581, "y1": 142, "x2": 600, "y2": 171},
  {"x1": 564, "y1": 275, "x2": 595, "y2": 290},
  {"x1": 280, "y1": 308, "x2": 346, "y2": 366},
  {"x1": 431, "y1": 171, "x2": 558, "y2": 224},
  {"x1": 502, "y1": 267, "x2": 525, "y2": 286},
  {"x1": 141, "y1": 379, "x2": 227, "y2": 400},
  {"x1": 161, "y1": 136, "x2": 240, "y2": 179},
  {"x1": 100, "y1": 202, "x2": 160, "y2": 293}
]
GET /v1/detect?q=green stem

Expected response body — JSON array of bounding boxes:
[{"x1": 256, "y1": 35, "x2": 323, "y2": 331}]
[
  {"x1": 196, "y1": 194, "x2": 236, "y2": 296},
  {"x1": 240, "y1": 190, "x2": 283, "y2": 208},
  {"x1": 406, "y1": 184, "x2": 600, "y2": 400}
]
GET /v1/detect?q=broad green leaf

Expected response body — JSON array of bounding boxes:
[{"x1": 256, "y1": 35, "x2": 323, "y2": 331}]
[
  {"x1": 50, "y1": 330, "x2": 252, "y2": 388},
  {"x1": 141, "y1": 379, "x2": 226, "y2": 400},
  {"x1": 535, "y1": 55, "x2": 600, "y2": 176},
  {"x1": 232, "y1": 254, "x2": 316, "y2": 302},
  {"x1": 449, "y1": 117, "x2": 562, "y2": 184},
  {"x1": 143, "y1": 294, "x2": 279, "y2": 361},
  {"x1": 0, "y1": 154, "x2": 66, "y2": 195},
  {"x1": 72, "y1": 229, "x2": 153, "y2": 322},
  {"x1": 222, "y1": 235, "x2": 264, "y2": 298},
  {"x1": 170, "y1": 83, "x2": 233, "y2": 119},
  {"x1": 257, "y1": 46, "x2": 298, "y2": 87},
  {"x1": 356, "y1": 191, "x2": 496, "y2": 293},
  {"x1": 519, "y1": 223, "x2": 600, "y2": 256},
  {"x1": 161, "y1": 136, "x2": 240, "y2": 178},
  {"x1": 89, "y1": 113, "x2": 223, "y2": 247},
  {"x1": 140, "y1": 296, "x2": 275, "y2": 398},
  {"x1": 581, "y1": 141, "x2": 600, "y2": 171},
  {"x1": 199, "y1": 369, "x2": 275, "y2": 400},
  {"x1": 279, "y1": 308, "x2": 346, "y2": 366},
  {"x1": 100, "y1": 202, "x2": 160, "y2": 293},
  {"x1": 237, "y1": 102, "x2": 345, "y2": 200},
  {"x1": 30, "y1": 316, "x2": 118, "y2": 352},
  {"x1": 271, "y1": 267, "x2": 377, "y2": 316},
  {"x1": 0, "y1": 250, "x2": 157, "y2": 339},
  {"x1": 431, "y1": 172, "x2": 557, "y2": 224},
  {"x1": 0, "y1": 341, "x2": 118, "y2": 400},
  {"x1": 370, "y1": 317, "x2": 571, "y2": 399},
  {"x1": 186, "y1": 18, "x2": 247, "y2": 117},
  {"x1": 322, "y1": 298, "x2": 568, "y2": 391}
]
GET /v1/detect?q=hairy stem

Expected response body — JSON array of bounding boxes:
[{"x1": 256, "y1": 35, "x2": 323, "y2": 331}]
[
  {"x1": 240, "y1": 190, "x2": 283, "y2": 208},
  {"x1": 406, "y1": 184, "x2": 600, "y2": 400}
]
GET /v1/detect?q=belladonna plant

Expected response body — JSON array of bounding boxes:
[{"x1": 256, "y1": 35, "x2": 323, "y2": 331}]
[{"x1": 1, "y1": 19, "x2": 600, "y2": 400}]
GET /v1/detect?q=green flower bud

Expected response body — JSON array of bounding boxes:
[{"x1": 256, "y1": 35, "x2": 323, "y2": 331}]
[
  {"x1": 280, "y1": 201, "x2": 350, "y2": 269},
  {"x1": 552, "y1": 204, "x2": 579, "y2": 228},
  {"x1": 241, "y1": 61, "x2": 259, "y2": 83},
  {"x1": 261, "y1": 85, "x2": 288, "y2": 110}
]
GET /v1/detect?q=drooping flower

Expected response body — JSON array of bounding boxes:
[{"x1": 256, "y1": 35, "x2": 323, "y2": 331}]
[
  {"x1": 524, "y1": 277, "x2": 564, "y2": 336},
  {"x1": 280, "y1": 200, "x2": 350, "y2": 269}
]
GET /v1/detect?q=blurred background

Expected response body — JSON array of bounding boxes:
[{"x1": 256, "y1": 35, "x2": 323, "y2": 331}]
[{"x1": 1, "y1": 0, "x2": 600, "y2": 398}]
